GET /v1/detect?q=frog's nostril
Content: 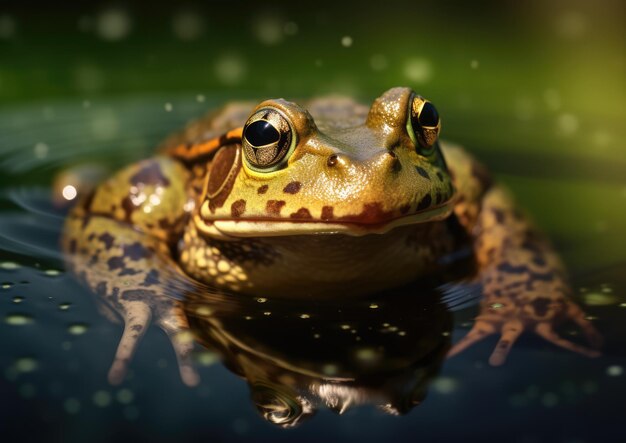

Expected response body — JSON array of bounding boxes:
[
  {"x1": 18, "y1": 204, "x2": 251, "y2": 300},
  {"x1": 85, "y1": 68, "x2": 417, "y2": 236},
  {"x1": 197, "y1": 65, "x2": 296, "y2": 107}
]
[{"x1": 327, "y1": 154, "x2": 339, "y2": 167}]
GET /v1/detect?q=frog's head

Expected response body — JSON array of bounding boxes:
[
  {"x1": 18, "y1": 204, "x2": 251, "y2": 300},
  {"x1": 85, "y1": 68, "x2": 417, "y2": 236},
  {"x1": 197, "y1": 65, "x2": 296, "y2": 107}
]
[{"x1": 196, "y1": 87, "x2": 455, "y2": 238}]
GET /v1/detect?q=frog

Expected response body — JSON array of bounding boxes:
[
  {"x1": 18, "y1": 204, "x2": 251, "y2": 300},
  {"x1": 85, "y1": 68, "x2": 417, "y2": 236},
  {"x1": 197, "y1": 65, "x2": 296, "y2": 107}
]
[{"x1": 61, "y1": 87, "x2": 602, "y2": 387}]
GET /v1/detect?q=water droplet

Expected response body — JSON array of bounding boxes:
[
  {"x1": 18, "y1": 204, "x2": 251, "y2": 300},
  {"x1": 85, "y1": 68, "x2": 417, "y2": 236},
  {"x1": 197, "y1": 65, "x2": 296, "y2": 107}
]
[
  {"x1": 214, "y1": 53, "x2": 247, "y2": 86},
  {"x1": 196, "y1": 94, "x2": 205, "y2": 103},
  {"x1": 556, "y1": 113, "x2": 579, "y2": 137},
  {"x1": 196, "y1": 351, "x2": 218, "y2": 367},
  {"x1": 606, "y1": 365, "x2": 623, "y2": 377},
  {"x1": 15, "y1": 357, "x2": 38, "y2": 373},
  {"x1": 164, "y1": 102, "x2": 173, "y2": 112},
  {"x1": 470, "y1": 59, "x2": 479, "y2": 69},
  {"x1": 67, "y1": 323, "x2": 88, "y2": 335},
  {"x1": 93, "y1": 390, "x2": 112, "y2": 407},
  {"x1": 322, "y1": 364, "x2": 338, "y2": 376},
  {"x1": 541, "y1": 392, "x2": 559, "y2": 408},
  {"x1": 341, "y1": 36, "x2": 353, "y2": 47},
  {"x1": 284, "y1": 22, "x2": 298, "y2": 35},
  {"x1": 0, "y1": 262, "x2": 20, "y2": 270},
  {"x1": 96, "y1": 7, "x2": 131, "y2": 41},
  {"x1": 19, "y1": 383, "x2": 37, "y2": 399},
  {"x1": 313, "y1": 333, "x2": 321, "y2": 339},
  {"x1": 64, "y1": 398, "x2": 81, "y2": 414},
  {"x1": 299, "y1": 314, "x2": 310, "y2": 319},
  {"x1": 432, "y1": 376, "x2": 458, "y2": 394},
  {"x1": 172, "y1": 10, "x2": 204, "y2": 41},
  {"x1": 490, "y1": 302, "x2": 504, "y2": 310},
  {"x1": 62, "y1": 185, "x2": 77, "y2": 201},
  {"x1": 244, "y1": 315, "x2": 253, "y2": 320},
  {"x1": 256, "y1": 297, "x2": 267, "y2": 303},
  {"x1": 123, "y1": 405, "x2": 139, "y2": 421},
  {"x1": 340, "y1": 324, "x2": 350, "y2": 330},
  {"x1": 2, "y1": 282, "x2": 13, "y2": 289},
  {"x1": 59, "y1": 303, "x2": 71, "y2": 311},
  {"x1": 252, "y1": 13, "x2": 285, "y2": 45},
  {"x1": 33, "y1": 143, "x2": 49, "y2": 159},
  {"x1": 116, "y1": 388, "x2": 134, "y2": 404},
  {"x1": 263, "y1": 311, "x2": 271, "y2": 316},
  {"x1": 369, "y1": 54, "x2": 388, "y2": 71},
  {"x1": 44, "y1": 269, "x2": 62, "y2": 277},
  {"x1": 398, "y1": 331, "x2": 406, "y2": 336},
  {"x1": 583, "y1": 292, "x2": 617, "y2": 306},
  {"x1": 403, "y1": 57, "x2": 433, "y2": 83},
  {"x1": 369, "y1": 303, "x2": 379, "y2": 309},
  {"x1": 12, "y1": 296, "x2": 24, "y2": 304},
  {"x1": 195, "y1": 305, "x2": 212, "y2": 316},
  {"x1": 5, "y1": 313, "x2": 33, "y2": 325},
  {"x1": 442, "y1": 331, "x2": 450, "y2": 337},
  {"x1": 619, "y1": 303, "x2": 626, "y2": 308},
  {"x1": 355, "y1": 348, "x2": 380, "y2": 363}
]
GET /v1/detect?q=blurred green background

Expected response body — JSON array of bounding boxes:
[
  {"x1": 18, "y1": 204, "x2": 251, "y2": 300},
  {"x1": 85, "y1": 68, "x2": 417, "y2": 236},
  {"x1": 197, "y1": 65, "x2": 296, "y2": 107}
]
[{"x1": 0, "y1": 0, "x2": 624, "y2": 267}]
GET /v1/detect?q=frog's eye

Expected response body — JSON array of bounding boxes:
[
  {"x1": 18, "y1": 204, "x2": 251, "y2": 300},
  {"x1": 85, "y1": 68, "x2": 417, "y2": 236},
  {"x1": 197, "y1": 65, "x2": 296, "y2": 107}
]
[
  {"x1": 407, "y1": 95, "x2": 441, "y2": 154},
  {"x1": 242, "y1": 108, "x2": 294, "y2": 172}
]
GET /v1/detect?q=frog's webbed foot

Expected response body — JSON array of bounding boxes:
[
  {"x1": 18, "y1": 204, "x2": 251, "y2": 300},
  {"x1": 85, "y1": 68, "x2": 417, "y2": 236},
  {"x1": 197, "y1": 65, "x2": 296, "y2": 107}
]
[
  {"x1": 107, "y1": 298, "x2": 200, "y2": 387},
  {"x1": 448, "y1": 300, "x2": 602, "y2": 366}
]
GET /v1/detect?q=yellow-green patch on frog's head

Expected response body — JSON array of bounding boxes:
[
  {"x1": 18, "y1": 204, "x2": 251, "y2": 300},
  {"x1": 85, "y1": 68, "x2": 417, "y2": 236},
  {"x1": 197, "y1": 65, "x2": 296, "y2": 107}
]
[{"x1": 196, "y1": 87, "x2": 455, "y2": 238}]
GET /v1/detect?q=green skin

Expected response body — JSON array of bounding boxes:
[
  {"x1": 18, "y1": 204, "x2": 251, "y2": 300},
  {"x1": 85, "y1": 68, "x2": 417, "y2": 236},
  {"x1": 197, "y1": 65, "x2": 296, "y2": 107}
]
[{"x1": 62, "y1": 87, "x2": 602, "y2": 387}]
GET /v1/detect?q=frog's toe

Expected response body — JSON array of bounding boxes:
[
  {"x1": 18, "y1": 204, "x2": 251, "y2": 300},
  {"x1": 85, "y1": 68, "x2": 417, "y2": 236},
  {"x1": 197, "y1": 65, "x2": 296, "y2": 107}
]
[
  {"x1": 447, "y1": 320, "x2": 496, "y2": 358},
  {"x1": 108, "y1": 302, "x2": 152, "y2": 385},
  {"x1": 487, "y1": 319, "x2": 523, "y2": 366},
  {"x1": 535, "y1": 322, "x2": 601, "y2": 358},
  {"x1": 566, "y1": 302, "x2": 604, "y2": 349},
  {"x1": 157, "y1": 315, "x2": 200, "y2": 387}
]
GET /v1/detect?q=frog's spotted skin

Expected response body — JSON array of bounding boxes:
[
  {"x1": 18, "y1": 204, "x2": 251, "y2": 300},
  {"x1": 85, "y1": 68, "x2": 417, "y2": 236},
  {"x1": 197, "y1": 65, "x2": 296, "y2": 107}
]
[{"x1": 62, "y1": 87, "x2": 601, "y2": 386}]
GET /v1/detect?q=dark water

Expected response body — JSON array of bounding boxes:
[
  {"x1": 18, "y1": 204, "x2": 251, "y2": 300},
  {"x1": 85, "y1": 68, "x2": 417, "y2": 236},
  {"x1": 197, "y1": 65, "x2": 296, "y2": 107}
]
[{"x1": 0, "y1": 95, "x2": 625, "y2": 443}]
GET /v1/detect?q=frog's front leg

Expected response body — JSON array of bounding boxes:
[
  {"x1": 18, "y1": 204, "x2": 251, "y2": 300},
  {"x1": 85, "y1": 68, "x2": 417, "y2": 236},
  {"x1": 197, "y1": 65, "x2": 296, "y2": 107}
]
[
  {"x1": 448, "y1": 185, "x2": 602, "y2": 365},
  {"x1": 64, "y1": 215, "x2": 199, "y2": 386},
  {"x1": 62, "y1": 156, "x2": 200, "y2": 385}
]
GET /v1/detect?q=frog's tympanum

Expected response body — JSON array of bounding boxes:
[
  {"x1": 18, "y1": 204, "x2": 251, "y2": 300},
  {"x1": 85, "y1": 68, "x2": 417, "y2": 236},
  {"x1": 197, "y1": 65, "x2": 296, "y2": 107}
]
[{"x1": 62, "y1": 87, "x2": 602, "y2": 416}]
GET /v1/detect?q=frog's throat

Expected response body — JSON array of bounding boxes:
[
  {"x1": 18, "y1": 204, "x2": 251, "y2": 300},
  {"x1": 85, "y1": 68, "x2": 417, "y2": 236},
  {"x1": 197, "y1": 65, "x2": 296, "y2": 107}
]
[{"x1": 193, "y1": 202, "x2": 453, "y2": 238}]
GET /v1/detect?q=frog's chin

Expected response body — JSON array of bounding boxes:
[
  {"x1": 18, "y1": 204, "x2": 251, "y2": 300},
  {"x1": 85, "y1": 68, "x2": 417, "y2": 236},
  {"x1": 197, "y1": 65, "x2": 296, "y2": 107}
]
[{"x1": 195, "y1": 203, "x2": 453, "y2": 238}]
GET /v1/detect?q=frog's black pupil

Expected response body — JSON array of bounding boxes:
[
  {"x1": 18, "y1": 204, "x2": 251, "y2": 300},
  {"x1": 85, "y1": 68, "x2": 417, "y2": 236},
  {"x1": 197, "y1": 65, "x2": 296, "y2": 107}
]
[
  {"x1": 418, "y1": 102, "x2": 439, "y2": 127},
  {"x1": 245, "y1": 120, "x2": 280, "y2": 147}
]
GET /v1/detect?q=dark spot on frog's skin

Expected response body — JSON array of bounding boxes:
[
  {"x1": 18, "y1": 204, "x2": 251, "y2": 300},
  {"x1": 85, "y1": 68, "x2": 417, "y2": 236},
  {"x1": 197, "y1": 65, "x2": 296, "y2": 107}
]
[
  {"x1": 532, "y1": 255, "x2": 547, "y2": 266},
  {"x1": 95, "y1": 281, "x2": 108, "y2": 297},
  {"x1": 130, "y1": 324, "x2": 143, "y2": 332},
  {"x1": 130, "y1": 161, "x2": 171, "y2": 187},
  {"x1": 497, "y1": 262, "x2": 528, "y2": 274},
  {"x1": 257, "y1": 185, "x2": 269, "y2": 195},
  {"x1": 123, "y1": 242, "x2": 152, "y2": 261},
  {"x1": 231, "y1": 199, "x2": 246, "y2": 218},
  {"x1": 415, "y1": 166, "x2": 430, "y2": 180},
  {"x1": 492, "y1": 208, "x2": 506, "y2": 224},
  {"x1": 98, "y1": 232, "x2": 115, "y2": 250},
  {"x1": 107, "y1": 256, "x2": 125, "y2": 271},
  {"x1": 142, "y1": 269, "x2": 160, "y2": 287},
  {"x1": 266, "y1": 200, "x2": 286, "y2": 216},
  {"x1": 321, "y1": 206, "x2": 334, "y2": 220},
  {"x1": 435, "y1": 192, "x2": 443, "y2": 205},
  {"x1": 121, "y1": 196, "x2": 136, "y2": 223},
  {"x1": 400, "y1": 204, "x2": 411, "y2": 215},
  {"x1": 89, "y1": 254, "x2": 99, "y2": 265},
  {"x1": 283, "y1": 181, "x2": 302, "y2": 194},
  {"x1": 119, "y1": 268, "x2": 141, "y2": 276},
  {"x1": 68, "y1": 239, "x2": 77, "y2": 254},
  {"x1": 531, "y1": 297, "x2": 551, "y2": 317},
  {"x1": 416, "y1": 194, "x2": 432, "y2": 211},
  {"x1": 121, "y1": 289, "x2": 157, "y2": 301},
  {"x1": 290, "y1": 208, "x2": 312, "y2": 219},
  {"x1": 471, "y1": 161, "x2": 493, "y2": 191},
  {"x1": 436, "y1": 171, "x2": 444, "y2": 181}
]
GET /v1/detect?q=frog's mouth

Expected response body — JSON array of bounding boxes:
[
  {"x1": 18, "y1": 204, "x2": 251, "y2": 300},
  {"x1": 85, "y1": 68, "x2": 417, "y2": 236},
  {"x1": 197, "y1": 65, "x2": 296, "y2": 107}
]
[{"x1": 196, "y1": 202, "x2": 454, "y2": 238}]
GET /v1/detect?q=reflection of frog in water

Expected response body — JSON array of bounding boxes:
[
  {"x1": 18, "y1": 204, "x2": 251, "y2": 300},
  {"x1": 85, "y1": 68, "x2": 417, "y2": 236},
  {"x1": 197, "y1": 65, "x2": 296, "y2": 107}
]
[
  {"x1": 61, "y1": 87, "x2": 601, "y2": 390},
  {"x1": 185, "y1": 287, "x2": 452, "y2": 427}
]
